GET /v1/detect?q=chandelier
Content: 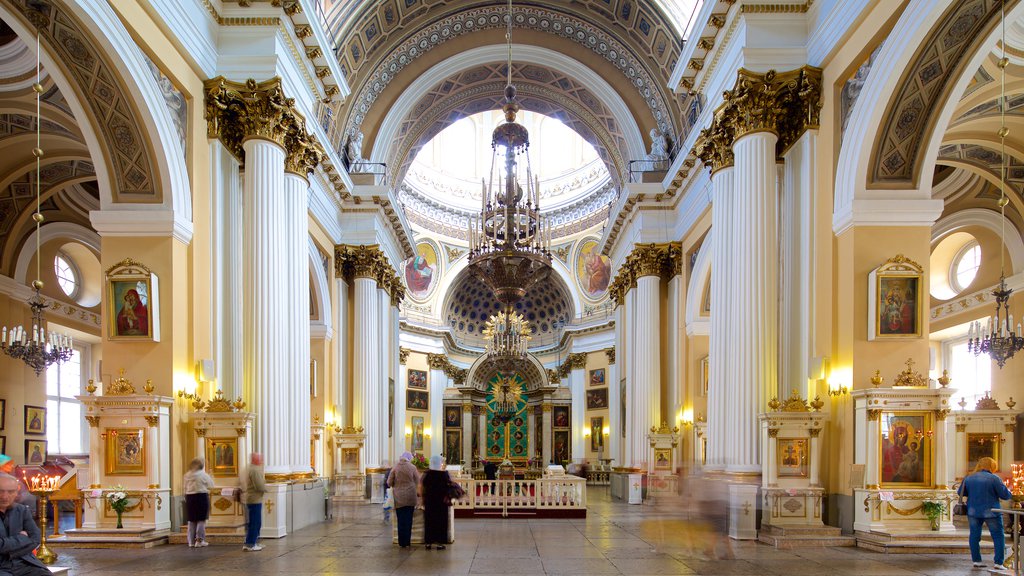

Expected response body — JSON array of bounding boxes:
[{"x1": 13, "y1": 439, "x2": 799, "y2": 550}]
[
  {"x1": 1, "y1": 35, "x2": 73, "y2": 375},
  {"x1": 482, "y1": 310, "x2": 532, "y2": 359},
  {"x1": 466, "y1": 0, "x2": 552, "y2": 308},
  {"x1": 968, "y1": 0, "x2": 1024, "y2": 368},
  {"x1": 489, "y1": 374, "x2": 523, "y2": 427}
]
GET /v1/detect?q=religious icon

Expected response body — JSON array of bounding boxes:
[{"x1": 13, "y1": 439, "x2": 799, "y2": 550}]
[
  {"x1": 107, "y1": 259, "x2": 160, "y2": 341},
  {"x1": 445, "y1": 430, "x2": 461, "y2": 462},
  {"x1": 553, "y1": 430, "x2": 570, "y2": 465},
  {"x1": 880, "y1": 412, "x2": 932, "y2": 486},
  {"x1": 576, "y1": 239, "x2": 611, "y2": 299},
  {"x1": 403, "y1": 242, "x2": 438, "y2": 300},
  {"x1": 105, "y1": 429, "x2": 145, "y2": 475},
  {"x1": 967, "y1": 433, "x2": 1000, "y2": 473},
  {"x1": 24, "y1": 440, "x2": 45, "y2": 465},
  {"x1": 777, "y1": 438, "x2": 808, "y2": 478},
  {"x1": 589, "y1": 368, "x2": 605, "y2": 387},
  {"x1": 411, "y1": 416, "x2": 424, "y2": 452},
  {"x1": 654, "y1": 449, "x2": 671, "y2": 470},
  {"x1": 868, "y1": 255, "x2": 923, "y2": 340},
  {"x1": 586, "y1": 388, "x2": 608, "y2": 410},
  {"x1": 23, "y1": 405, "x2": 44, "y2": 435},
  {"x1": 590, "y1": 417, "x2": 604, "y2": 452},
  {"x1": 406, "y1": 390, "x2": 429, "y2": 411},
  {"x1": 445, "y1": 406, "x2": 462, "y2": 428},
  {"x1": 205, "y1": 438, "x2": 238, "y2": 476},
  {"x1": 408, "y1": 369, "x2": 428, "y2": 390},
  {"x1": 553, "y1": 406, "x2": 569, "y2": 428}
]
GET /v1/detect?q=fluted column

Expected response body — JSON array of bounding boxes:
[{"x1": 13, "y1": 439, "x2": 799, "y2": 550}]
[
  {"x1": 334, "y1": 277, "x2": 348, "y2": 427},
  {"x1": 633, "y1": 270, "x2": 661, "y2": 469},
  {"x1": 478, "y1": 409, "x2": 487, "y2": 461},
  {"x1": 706, "y1": 167, "x2": 734, "y2": 472},
  {"x1": 211, "y1": 141, "x2": 243, "y2": 400},
  {"x1": 353, "y1": 276, "x2": 380, "y2": 468},
  {"x1": 934, "y1": 411, "x2": 948, "y2": 488},
  {"x1": 462, "y1": 403, "x2": 473, "y2": 466},
  {"x1": 242, "y1": 137, "x2": 288, "y2": 475},
  {"x1": 727, "y1": 131, "x2": 778, "y2": 474},
  {"x1": 605, "y1": 351, "x2": 620, "y2": 466},
  {"x1": 569, "y1": 362, "x2": 585, "y2": 463},
  {"x1": 284, "y1": 172, "x2": 311, "y2": 475},
  {"x1": 395, "y1": 355, "x2": 408, "y2": 459},
  {"x1": 623, "y1": 289, "x2": 636, "y2": 468}
]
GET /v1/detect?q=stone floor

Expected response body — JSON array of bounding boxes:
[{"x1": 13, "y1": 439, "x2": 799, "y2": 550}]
[{"x1": 53, "y1": 489, "x2": 989, "y2": 575}]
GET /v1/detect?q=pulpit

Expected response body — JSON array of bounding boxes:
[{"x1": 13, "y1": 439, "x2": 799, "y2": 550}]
[
  {"x1": 332, "y1": 425, "x2": 365, "y2": 501},
  {"x1": 852, "y1": 366, "x2": 956, "y2": 537},
  {"x1": 189, "y1": 390, "x2": 253, "y2": 536},
  {"x1": 71, "y1": 372, "x2": 173, "y2": 542}
]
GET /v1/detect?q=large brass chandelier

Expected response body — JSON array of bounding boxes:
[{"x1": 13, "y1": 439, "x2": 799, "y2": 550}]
[
  {"x1": 482, "y1": 310, "x2": 532, "y2": 359},
  {"x1": 1, "y1": 34, "x2": 73, "y2": 376},
  {"x1": 466, "y1": 0, "x2": 552, "y2": 310},
  {"x1": 968, "y1": 0, "x2": 1024, "y2": 368}
]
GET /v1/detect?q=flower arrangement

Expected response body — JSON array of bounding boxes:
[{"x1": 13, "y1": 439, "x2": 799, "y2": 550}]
[
  {"x1": 921, "y1": 501, "x2": 945, "y2": 530},
  {"x1": 106, "y1": 487, "x2": 130, "y2": 529},
  {"x1": 411, "y1": 453, "x2": 429, "y2": 470}
]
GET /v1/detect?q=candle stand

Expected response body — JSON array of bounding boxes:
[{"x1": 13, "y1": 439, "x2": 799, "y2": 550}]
[{"x1": 23, "y1": 473, "x2": 60, "y2": 565}]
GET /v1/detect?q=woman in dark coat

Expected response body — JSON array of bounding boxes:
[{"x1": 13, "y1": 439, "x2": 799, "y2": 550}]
[{"x1": 421, "y1": 455, "x2": 454, "y2": 549}]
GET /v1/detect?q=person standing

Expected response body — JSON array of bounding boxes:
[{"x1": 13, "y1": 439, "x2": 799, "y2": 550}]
[
  {"x1": 387, "y1": 452, "x2": 419, "y2": 549},
  {"x1": 243, "y1": 453, "x2": 267, "y2": 552},
  {"x1": 0, "y1": 473, "x2": 48, "y2": 575},
  {"x1": 183, "y1": 458, "x2": 215, "y2": 547},
  {"x1": 421, "y1": 455, "x2": 457, "y2": 550},
  {"x1": 959, "y1": 457, "x2": 1012, "y2": 570}
]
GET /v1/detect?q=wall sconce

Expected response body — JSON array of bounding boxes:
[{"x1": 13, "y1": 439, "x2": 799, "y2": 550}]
[
  {"x1": 583, "y1": 428, "x2": 591, "y2": 438},
  {"x1": 827, "y1": 383, "x2": 849, "y2": 397},
  {"x1": 424, "y1": 427, "x2": 432, "y2": 438},
  {"x1": 680, "y1": 408, "x2": 694, "y2": 426},
  {"x1": 404, "y1": 425, "x2": 412, "y2": 437},
  {"x1": 602, "y1": 426, "x2": 610, "y2": 436}
]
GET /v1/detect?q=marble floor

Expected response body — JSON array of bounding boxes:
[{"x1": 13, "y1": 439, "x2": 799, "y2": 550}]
[{"x1": 54, "y1": 489, "x2": 986, "y2": 575}]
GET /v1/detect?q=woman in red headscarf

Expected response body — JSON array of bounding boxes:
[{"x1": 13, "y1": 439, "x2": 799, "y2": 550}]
[{"x1": 116, "y1": 289, "x2": 148, "y2": 336}]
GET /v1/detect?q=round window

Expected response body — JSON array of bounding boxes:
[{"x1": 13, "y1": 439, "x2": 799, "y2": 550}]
[
  {"x1": 951, "y1": 242, "x2": 981, "y2": 293},
  {"x1": 54, "y1": 252, "x2": 79, "y2": 298}
]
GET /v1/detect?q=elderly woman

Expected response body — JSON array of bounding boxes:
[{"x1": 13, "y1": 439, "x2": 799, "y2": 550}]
[
  {"x1": 959, "y1": 456, "x2": 1013, "y2": 570},
  {"x1": 387, "y1": 451, "x2": 419, "y2": 549},
  {"x1": 183, "y1": 458, "x2": 215, "y2": 547},
  {"x1": 421, "y1": 455, "x2": 458, "y2": 550}
]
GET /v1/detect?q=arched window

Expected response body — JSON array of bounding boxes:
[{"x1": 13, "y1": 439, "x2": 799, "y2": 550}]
[
  {"x1": 951, "y1": 242, "x2": 981, "y2": 293},
  {"x1": 54, "y1": 252, "x2": 79, "y2": 298}
]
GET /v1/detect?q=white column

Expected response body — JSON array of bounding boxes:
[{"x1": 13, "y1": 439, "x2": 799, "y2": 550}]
[
  {"x1": 242, "y1": 138, "x2": 288, "y2": 475},
  {"x1": 780, "y1": 131, "x2": 817, "y2": 398},
  {"x1": 632, "y1": 274, "x2": 661, "y2": 469},
  {"x1": 395, "y1": 362, "x2": 408, "y2": 459},
  {"x1": 353, "y1": 276, "x2": 380, "y2": 469},
  {"x1": 462, "y1": 404, "x2": 473, "y2": 466},
  {"x1": 333, "y1": 277, "x2": 348, "y2": 427},
  {"x1": 809, "y1": 430, "x2": 821, "y2": 487},
  {"x1": 146, "y1": 420, "x2": 160, "y2": 488},
  {"x1": 284, "y1": 171, "x2": 311, "y2": 475},
  {"x1": 389, "y1": 305, "x2": 399, "y2": 464},
  {"x1": 623, "y1": 289, "x2": 636, "y2": 467},
  {"x1": 707, "y1": 166, "x2": 735, "y2": 472},
  {"x1": 955, "y1": 426, "x2": 967, "y2": 480},
  {"x1": 211, "y1": 141, "x2": 242, "y2": 399},
  {"x1": 429, "y1": 369, "x2": 445, "y2": 458},
  {"x1": 766, "y1": 433, "x2": 778, "y2": 487},
  {"x1": 934, "y1": 415, "x2": 948, "y2": 488},
  {"x1": 377, "y1": 286, "x2": 390, "y2": 464},
  {"x1": 570, "y1": 366, "x2": 585, "y2": 463},
  {"x1": 527, "y1": 410, "x2": 536, "y2": 463},
  {"x1": 725, "y1": 131, "x2": 778, "y2": 474},
  {"x1": 667, "y1": 274, "x2": 683, "y2": 428},
  {"x1": 478, "y1": 410, "x2": 487, "y2": 461},
  {"x1": 606, "y1": 359, "x2": 620, "y2": 466}
]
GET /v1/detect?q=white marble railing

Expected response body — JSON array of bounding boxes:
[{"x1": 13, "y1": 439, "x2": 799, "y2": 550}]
[
  {"x1": 586, "y1": 470, "x2": 610, "y2": 485},
  {"x1": 450, "y1": 477, "x2": 586, "y2": 517}
]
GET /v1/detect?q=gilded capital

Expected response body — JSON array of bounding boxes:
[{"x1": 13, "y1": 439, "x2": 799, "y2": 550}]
[
  {"x1": 605, "y1": 348, "x2": 616, "y2": 365},
  {"x1": 630, "y1": 244, "x2": 668, "y2": 278},
  {"x1": 427, "y1": 353, "x2": 448, "y2": 370},
  {"x1": 399, "y1": 348, "x2": 410, "y2": 365},
  {"x1": 204, "y1": 77, "x2": 324, "y2": 176},
  {"x1": 335, "y1": 245, "x2": 402, "y2": 308},
  {"x1": 566, "y1": 353, "x2": 588, "y2": 371}
]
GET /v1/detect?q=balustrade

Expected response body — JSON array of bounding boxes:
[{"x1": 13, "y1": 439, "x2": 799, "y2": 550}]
[{"x1": 448, "y1": 476, "x2": 586, "y2": 517}]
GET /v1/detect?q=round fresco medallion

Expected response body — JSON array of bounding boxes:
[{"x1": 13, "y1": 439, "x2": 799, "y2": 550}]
[
  {"x1": 403, "y1": 240, "x2": 439, "y2": 300},
  {"x1": 575, "y1": 238, "x2": 611, "y2": 300}
]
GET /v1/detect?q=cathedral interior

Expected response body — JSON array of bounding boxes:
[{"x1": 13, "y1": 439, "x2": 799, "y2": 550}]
[{"x1": 0, "y1": 0, "x2": 1022, "y2": 574}]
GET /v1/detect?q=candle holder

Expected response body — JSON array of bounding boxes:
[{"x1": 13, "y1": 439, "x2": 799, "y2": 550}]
[{"x1": 23, "y1": 473, "x2": 60, "y2": 565}]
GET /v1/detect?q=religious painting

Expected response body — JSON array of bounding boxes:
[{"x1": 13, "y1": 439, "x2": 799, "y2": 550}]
[
  {"x1": 205, "y1": 437, "x2": 238, "y2": 477},
  {"x1": 23, "y1": 405, "x2": 44, "y2": 435},
  {"x1": 534, "y1": 408, "x2": 543, "y2": 460},
  {"x1": 0, "y1": 436, "x2": 6, "y2": 455},
  {"x1": 0, "y1": 399, "x2": 6, "y2": 431},
  {"x1": 105, "y1": 428, "x2": 145, "y2": 476},
  {"x1": 589, "y1": 368, "x2": 605, "y2": 387},
  {"x1": 406, "y1": 390, "x2": 428, "y2": 411},
  {"x1": 445, "y1": 430, "x2": 461, "y2": 463},
  {"x1": 654, "y1": 449, "x2": 672, "y2": 470},
  {"x1": 411, "y1": 416, "x2": 424, "y2": 452},
  {"x1": 777, "y1": 438, "x2": 809, "y2": 478},
  {"x1": 553, "y1": 430, "x2": 570, "y2": 465},
  {"x1": 967, "y1": 433, "x2": 1000, "y2": 473},
  {"x1": 444, "y1": 406, "x2": 461, "y2": 428},
  {"x1": 700, "y1": 356, "x2": 709, "y2": 396},
  {"x1": 485, "y1": 374, "x2": 529, "y2": 460},
  {"x1": 408, "y1": 369, "x2": 428, "y2": 390},
  {"x1": 403, "y1": 241, "x2": 439, "y2": 300},
  {"x1": 590, "y1": 417, "x2": 604, "y2": 452},
  {"x1": 880, "y1": 411, "x2": 932, "y2": 487},
  {"x1": 587, "y1": 388, "x2": 609, "y2": 410},
  {"x1": 575, "y1": 239, "x2": 611, "y2": 300},
  {"x1": 106, "y1": 259, "x2": 160, "y2": 341},
  {"x1": 868, "y1": 255, "x2": 923, "y2": 340},
  {"x1": 24, "y1": 439, "x2": 45, "y2": 465},
  {"x1": 553, "y1": 406, "x2": 570, "y2": 428}
]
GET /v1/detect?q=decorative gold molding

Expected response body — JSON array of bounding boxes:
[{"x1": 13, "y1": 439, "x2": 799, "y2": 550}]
[
  {"x1": 462, "y1": 404, "x2": 473, "y2": 413},
  {"x1": 934, "y1": 409, "x2": 950, "y2": 421},
  {"x1": 85, "y1": 416, "x2": 100, "y2": 428},
  {"x1": 424, "y1": 353, "x2": 467, "y2": 385},
  {"x1": 105, "y1": 369, "x2": 137, "y2": 396},
  {"x1": 976, "y1": 392, "x2": 1001, "y2": 410},
  {"x1": 542, "y1": 403, "x2": 552, "y2": 413},
  {"x1": 605, "y1": 348, "x2": 616, "y2": 365},
  {"x1": 144, "y1": 415, "x2": 159, "y2": 428},
  {"x1": 768, "y1": 390, "x2": 811, "y2": 412},
  {"x1": 1008, "y1": 423, "x2": 1017, "y2": 432},
  {"x1": 867, "y1": 409, "x2": 881, "y2": 421},
  {"x1": 195, "y1": 428, "x2": 206, "y2": 437},
  {"x1": 892, "y1": 357, "x2": 928, "y2": 388},
  {"x1": 955, "y1": 423, "x2": 967, "y2": 432},
  {"x1": 809, "y1": 428, "x2": 821, "y2": 438},
  {"x1": 399, "y1": 347, "x2": 410, "y2": 365},
  {"x1": 236, "y1": 428, "x2": 248, "y2": 437},
  {"x1": 767, "y1": 428, "x2": 779, "y2": 438}
]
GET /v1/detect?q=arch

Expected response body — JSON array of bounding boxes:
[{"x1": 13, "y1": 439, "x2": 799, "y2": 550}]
[
  {"x1": 14, "y1": 221, "x2": 101, "y2": 286},
  {"x1": 309, "y1": 238, "x2": 332, "y2": 331},
  {"x1": 371, "y1": 44, "x2": 645, "y2": 175},
  {"x1": 685, "y1": 238, "x2": 711, "y2": 336},
  {"x1": 932, "y1": 208, "x2": 1024, "y2": 275},
  {"x1": 834, "y1": 0, "x2": 1024, "y2": 232},
  {"x1": 0, "y1": 0, "x2": 191, "y2": 239},
  {"x1": 464, "y1": 353, "x2": 549, "y2": 394}
]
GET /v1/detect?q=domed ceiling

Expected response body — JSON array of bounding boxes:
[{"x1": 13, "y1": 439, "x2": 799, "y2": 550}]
[{"x1": 444, "y1": 271, "x2": 573, "y2": 347}]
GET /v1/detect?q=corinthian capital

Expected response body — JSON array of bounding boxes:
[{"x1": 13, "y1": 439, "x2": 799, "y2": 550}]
[
  {"x1": 335, "y1": 244, "x2": 387, "y2": 281},
  {"x1": 630, "y1": 244, "x2": 668, "y2": 278}
]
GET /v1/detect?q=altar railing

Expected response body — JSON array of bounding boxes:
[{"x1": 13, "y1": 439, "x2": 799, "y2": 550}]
[
  {"x1": 586, "y1": 469, "x2": 610, "y2": 485},
  {"x1": 449, "y1": 476, "x2": 586, "y2": 517}
]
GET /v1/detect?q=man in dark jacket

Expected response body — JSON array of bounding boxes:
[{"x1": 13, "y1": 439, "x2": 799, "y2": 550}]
[{"x1": 0, "y1": 472, "x2": 49, "y2": 575}]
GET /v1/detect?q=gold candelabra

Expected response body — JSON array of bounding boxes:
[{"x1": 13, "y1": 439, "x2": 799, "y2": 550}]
[{"x1": 23, "y1": 473, "x2": 60, "y2": 565}]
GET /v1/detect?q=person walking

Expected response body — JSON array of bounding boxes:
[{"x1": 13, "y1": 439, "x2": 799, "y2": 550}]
[
  {"x1": 381, "y1": 459, "x2": 392, "y2": 524},
  {"x1": 959, "y1": 456, "x2": 1012, "y2": 570},
  {"x1": 243, "y1": 453, "x2": 267, "y2": 552},
  {"x1": 388, "y1": 451, "x2": 419, "y2": 549},
  {"x1": 421, "y1": 455, "x2": 458, "y2": 550},
  {"x1": 183, "y1": 458, "x2": 215, "y2": 547}
]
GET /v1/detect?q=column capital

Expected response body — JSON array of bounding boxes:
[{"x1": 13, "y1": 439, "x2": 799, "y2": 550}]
[
  {"x1": 608, "y1": 242, "x2": 682, "y2": 305},
  {"x1": 399, "y1": 347, "x2": 410, "y2": 365},
  {"x1": 604, "y1": 347, "x2": 616, "y2": 365},
  {"x1": 204, "y1": 77, "x2": 324, "y2": 177},
  {"x1": 426, "y1": 353, "x2": 448, "y2": 370},
  {"x1": 334, "y1": 244, "x2": 405, "y2": 306},
  {"x1": 566, "y1": 353, "x2": 588, "y2": 371}
]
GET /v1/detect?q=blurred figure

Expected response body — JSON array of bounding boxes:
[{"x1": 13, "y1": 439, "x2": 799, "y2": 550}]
[
  {"x1": 243, "y1": 453, "x2": 266, "y2": 552},
  {"x1": 0, "y1": 473, "x2": 48, "y2": 575},
  {"x1": 388, "y1": 452, "x2": 419, "y2": 549},
  {"x1": 183, "y1": 458, "x2": 214, "y2": 547},
  {"x1": 421, "y1": 455, "x2": 457, "y2": 550},
  {"x1": 381, "y1": 459, "x2": 392, "y2": 524},
  {"x1": 959, "y1": 456, "x2": 1012, "y2": 570}
]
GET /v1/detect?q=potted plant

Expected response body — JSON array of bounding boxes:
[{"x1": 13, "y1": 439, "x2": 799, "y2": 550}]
[{"x1": 922, "y1": 501, "x2": 945, "y2": 531}]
